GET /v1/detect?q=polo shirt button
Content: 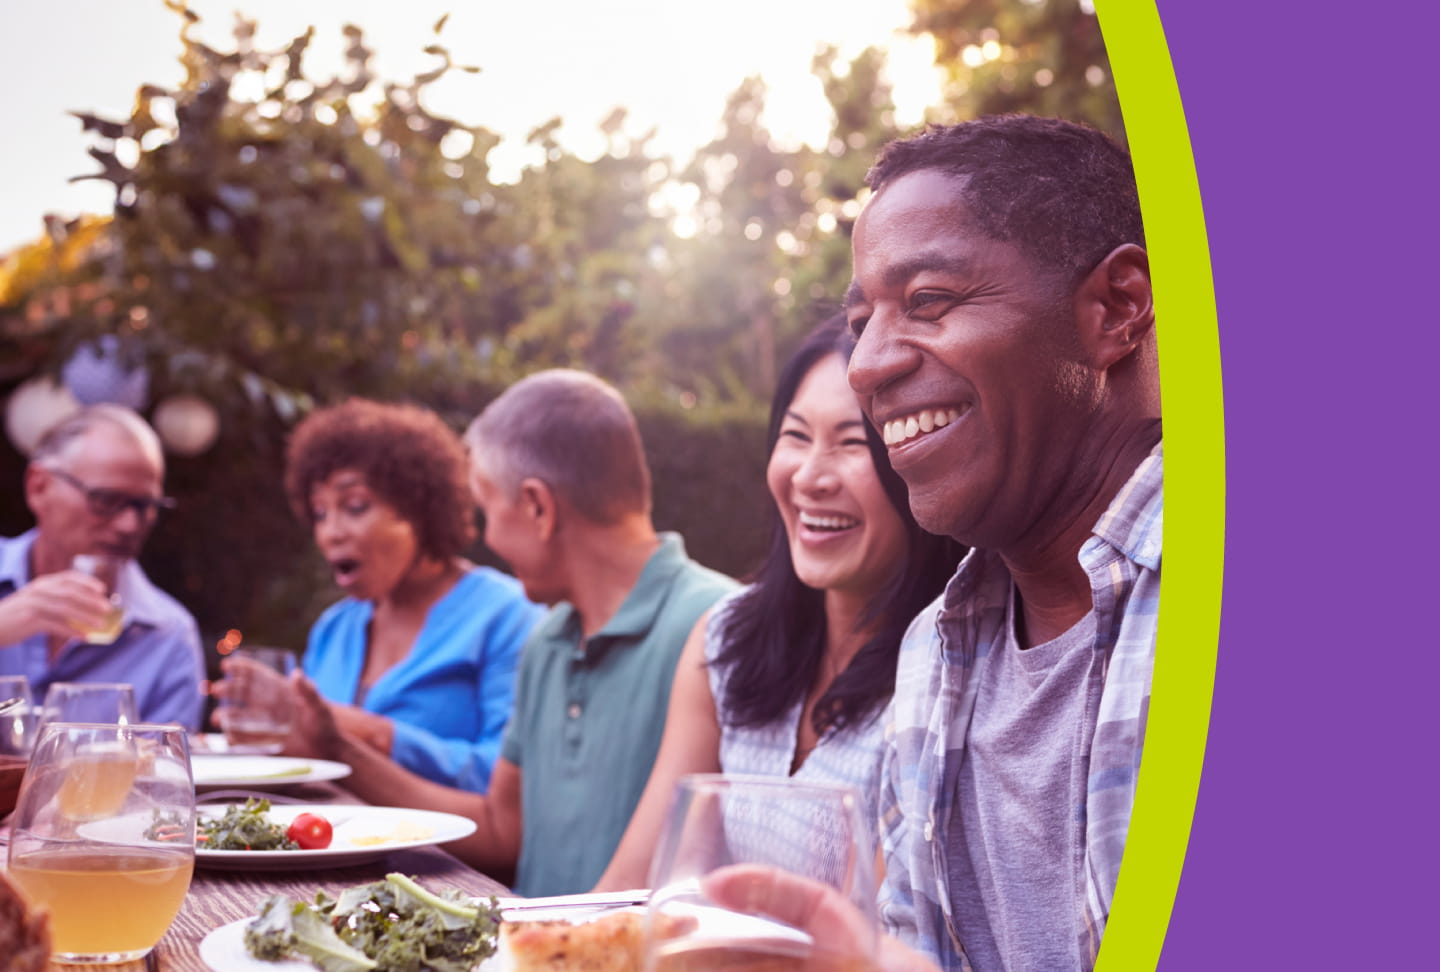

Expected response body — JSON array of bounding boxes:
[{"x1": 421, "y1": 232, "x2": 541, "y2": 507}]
[
  {"x1": 567, "y1": 703, "x2": 582, "y2": 719},
  {"x1": 924, "y1": 820, "x2": 934, "y2": 842}
]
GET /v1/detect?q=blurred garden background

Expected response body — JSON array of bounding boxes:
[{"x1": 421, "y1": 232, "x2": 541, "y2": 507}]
[{"x1": 0, "y1": 0, "x2": 1122, "y2": 663}]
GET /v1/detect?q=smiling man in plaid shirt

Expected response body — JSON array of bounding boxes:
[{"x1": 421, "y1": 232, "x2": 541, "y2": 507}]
[
  {"x1": 843, "y1": 115, "x2": 1161, "y2": 972},
  {"x1": 708, "y1": 116, "x2": 1161, "y2": 972}
]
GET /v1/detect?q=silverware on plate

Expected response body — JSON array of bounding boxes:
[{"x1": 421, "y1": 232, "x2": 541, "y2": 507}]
[{"x1": 495, "y1": 889, "x2": 650, "y2": 919}]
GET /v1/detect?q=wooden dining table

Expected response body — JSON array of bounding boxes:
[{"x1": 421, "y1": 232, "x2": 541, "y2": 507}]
[{"x1": 5, "y1": 780, "x2": 511, "y2": 972}]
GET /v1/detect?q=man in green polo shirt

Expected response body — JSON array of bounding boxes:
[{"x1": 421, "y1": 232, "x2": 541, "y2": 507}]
[{"x1": 292, "y1": 369, "x2": 736, "y2": 894}]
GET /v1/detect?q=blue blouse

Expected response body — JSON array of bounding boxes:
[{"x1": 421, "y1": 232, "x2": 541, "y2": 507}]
[{"x1": 304, "y1": 565, "x2": 542, "y2": 792}]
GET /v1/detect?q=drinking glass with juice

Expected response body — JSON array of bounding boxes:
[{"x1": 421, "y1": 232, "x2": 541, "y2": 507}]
[{"x1": 6, "y1": 722, "x2": 195, "y2": 964}]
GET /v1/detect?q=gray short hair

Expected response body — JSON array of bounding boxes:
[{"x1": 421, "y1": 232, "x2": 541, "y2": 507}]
[
  {"x1": 465, "y1": 370, "x2": 651, "y2": 524},
  {"x1": 30, "y1": 403, "x2": 164, "y2": 469}
]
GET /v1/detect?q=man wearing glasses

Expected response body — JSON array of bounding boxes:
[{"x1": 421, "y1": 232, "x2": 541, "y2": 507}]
[{"x1": 0, "y1": 404, "x2": 204, "y2": 729}]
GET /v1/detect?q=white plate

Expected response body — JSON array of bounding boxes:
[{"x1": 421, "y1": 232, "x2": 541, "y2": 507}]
[
  {"x1": 190, "y1": 733, "x2": 284, "y2": 756},
  {"x1": 196, "y1": 804, "x2": 477, "y2": 870},
  {"x1": 201, "y1": 916, "x2": 506, "y2": 972},
  {"x1": 191, "y1": 754, "x2": 351, "y2": 788},
  {"x1": 199, "y1": 897, "x2": 638, "y2": 971},
  {"x1": 200, "y1": 918, "x2": 312, "y2": 972}
]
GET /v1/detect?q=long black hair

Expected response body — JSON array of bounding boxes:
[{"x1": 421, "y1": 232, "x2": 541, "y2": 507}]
[{"x1": 711, "y1": 315, "x2": 964, "y2": 736}]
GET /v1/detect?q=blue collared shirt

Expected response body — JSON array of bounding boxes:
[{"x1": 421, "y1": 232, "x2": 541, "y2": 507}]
[
  {"x1": 0, "y1": 529, "x2": 206, "y2": 730},
  {"x1": 878, "y1": 444, "x2": 1163, "y2": 971}
]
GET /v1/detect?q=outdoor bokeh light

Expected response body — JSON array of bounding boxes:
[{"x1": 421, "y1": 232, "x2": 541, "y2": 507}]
[{"x1": 1, "y1": 0, "x2": 1122, "y2": 652}]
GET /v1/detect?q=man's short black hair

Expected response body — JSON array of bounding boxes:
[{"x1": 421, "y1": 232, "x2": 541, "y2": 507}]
[{"x1": 866, "y1": 115, "x2": 1144, "y2": 285}]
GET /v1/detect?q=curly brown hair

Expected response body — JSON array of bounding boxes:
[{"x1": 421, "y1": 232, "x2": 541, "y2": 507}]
[{"x1": 284, "y1": 399, "x2": 475, "y2": 561}]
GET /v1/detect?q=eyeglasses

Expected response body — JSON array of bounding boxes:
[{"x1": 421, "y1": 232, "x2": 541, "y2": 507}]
[{"x1": 47, "y1": 469, "x2": 177, "y2": 520}]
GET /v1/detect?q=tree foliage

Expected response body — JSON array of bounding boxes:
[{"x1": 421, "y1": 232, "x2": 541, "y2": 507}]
[
  {"x1": 0, "y1": 0, "x2": 1121, "y2": 646},
  {"x1": 906, "y1": 0, "x2": 1125, "y2": 143},
  {"x1": 41, "y1": 7, "x2": 518, "y2": 417}
]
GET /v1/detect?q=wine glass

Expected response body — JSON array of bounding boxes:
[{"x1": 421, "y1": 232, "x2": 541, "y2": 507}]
[
  {"x1": 216, "y1": 646, "x2": 298, "y2": 753},
  {"x1": 6, "y1": 721, "x2": 195, "y2": 963},
  {"x1": 642, "y1": 774, "x2": 879, "y2": 972},
  {"x1": 0, "y1": 673, "x2": 36, "y2": 755},
  {"x1": 40, "y1": 681, "x2": 138, "y2": 727}
]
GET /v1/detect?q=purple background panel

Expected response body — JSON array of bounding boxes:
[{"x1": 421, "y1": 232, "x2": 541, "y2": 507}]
[{"x1": 1154, "y1": 1, "x2": 1434, "y2": 968}]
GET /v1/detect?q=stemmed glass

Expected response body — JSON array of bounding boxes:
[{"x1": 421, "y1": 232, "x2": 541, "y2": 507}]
[
  {"x1": 0, "y1": 673, "x2": 36, "y2": 755},
  {"x1": 6, "y1": 721, "x2": 195, "y2": 963},
  {"x1": 641, "y1": 774, "x2": 879, "y2": 972},
  {"x1": 40, "y1": 681, "x2": 138, "y2": 727}
]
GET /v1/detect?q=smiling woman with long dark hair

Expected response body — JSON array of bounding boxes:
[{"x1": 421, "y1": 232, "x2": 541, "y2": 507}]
[{"x1": 595, "y1": 314, "x2": 963, "y2": 889}]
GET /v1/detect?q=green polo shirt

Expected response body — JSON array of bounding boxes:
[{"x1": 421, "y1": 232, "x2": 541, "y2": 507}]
[{"x1": 500, "y1": 532, "x2": 737, "y2": 896}]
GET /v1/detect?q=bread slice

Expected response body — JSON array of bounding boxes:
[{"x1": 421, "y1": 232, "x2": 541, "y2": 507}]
[
  {"x1": 0, "y1": 872, "x2": 51, "y2": 972},
  {"x1": 499, "y1": 910, "x2": 684, "y2": 972}
]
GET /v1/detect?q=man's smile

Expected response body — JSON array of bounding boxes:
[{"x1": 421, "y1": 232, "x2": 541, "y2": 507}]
[{"x1": 880, "y1": 406, "x2": 967, "y2": 446}]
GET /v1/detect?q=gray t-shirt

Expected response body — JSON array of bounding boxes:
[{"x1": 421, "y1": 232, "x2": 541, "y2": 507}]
[{"x1": 946, "y1": 589, "x2": 1104, "y2": 971}]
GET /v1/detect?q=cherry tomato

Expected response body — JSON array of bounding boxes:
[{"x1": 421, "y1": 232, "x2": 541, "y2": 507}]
[{"x1": 286, "y1": 812, "x2": 333, "y2": 850}]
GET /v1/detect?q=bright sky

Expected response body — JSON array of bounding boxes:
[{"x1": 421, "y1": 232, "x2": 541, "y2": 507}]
[{"x1": 0, "y1": 0, "x2": 940, "y2": 254}]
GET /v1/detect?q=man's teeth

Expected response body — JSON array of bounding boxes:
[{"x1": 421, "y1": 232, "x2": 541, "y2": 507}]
[
  {"x1": 883, "y1": 408, "x2": 962, "y2": 446},
  {"x1": 800, "y1": 513, "x2": 859, "y2": 531}
]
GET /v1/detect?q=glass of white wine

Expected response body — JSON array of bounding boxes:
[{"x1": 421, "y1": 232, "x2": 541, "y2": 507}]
[
  {"x1": 6, "y1": 721, "x2": 195, "y2": 963},
  {"x1": 70, "y1": 553, "x2": 126, "y2": 644},
  {"x1": 641, "y1": 774, "x2": 879, "y2": 972}
]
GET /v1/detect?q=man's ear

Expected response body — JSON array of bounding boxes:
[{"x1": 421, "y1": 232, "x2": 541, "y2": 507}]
[
  {"x1": 518, "y1": 477, "x2": 558, "y2": 543},
  {"x1": 1074, "y1": 244, "x2": 1154, "y2": 371},
  {"x1": 22, "y1": 463, "x2": 50, "y2": 515}
]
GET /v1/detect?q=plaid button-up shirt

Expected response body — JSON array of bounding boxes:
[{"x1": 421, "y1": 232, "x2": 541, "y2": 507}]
[{"x1": 878, "y1": 444, "x2": 1162, "y2": 971}]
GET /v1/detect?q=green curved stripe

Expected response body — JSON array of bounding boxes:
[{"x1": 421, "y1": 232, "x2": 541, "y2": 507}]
[{"x1": 1091, "y1": 2, "x2": 1224, "y2": 970}]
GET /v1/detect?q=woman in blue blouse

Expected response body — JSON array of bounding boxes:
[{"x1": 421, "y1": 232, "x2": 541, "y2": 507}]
[{"x1": 273, "y1": 399, "x2": 542, "y2": 792}]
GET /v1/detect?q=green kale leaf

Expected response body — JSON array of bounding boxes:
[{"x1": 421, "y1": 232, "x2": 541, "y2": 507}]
[
  {"x1": 244, "y1": 894, "x2": 377, "y2": 971},
  {"x1": 200, "y1": 798, "x2": 299, "y2": 851},
  {"x1": 243, "y1": 874, "x2": 499, "y2": 972}
]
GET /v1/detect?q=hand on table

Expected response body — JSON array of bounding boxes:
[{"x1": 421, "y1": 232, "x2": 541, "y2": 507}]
[{"x1": 701, "y1": 865, "x2": 940, "y2": 972}]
